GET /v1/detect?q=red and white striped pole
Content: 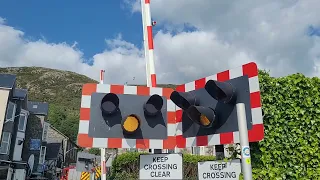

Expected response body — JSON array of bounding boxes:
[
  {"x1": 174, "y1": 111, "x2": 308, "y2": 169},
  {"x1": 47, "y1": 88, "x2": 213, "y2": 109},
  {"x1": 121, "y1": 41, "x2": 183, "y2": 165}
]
[
  {"x1": 99, "y1": 69, "x2": 107, "y2": 180},
  {"x1": 140, "y1": 1, "x2": 151, "y2": 86},
  {"x1": 141, "y1": 0, "x2": 163, "y2": 154},
  {"x1": 142, "y1": 0, "x2": 157, "y2": 87},
  {"x1": 100, "y1": 70, "x2": 105, "y2": 84}
]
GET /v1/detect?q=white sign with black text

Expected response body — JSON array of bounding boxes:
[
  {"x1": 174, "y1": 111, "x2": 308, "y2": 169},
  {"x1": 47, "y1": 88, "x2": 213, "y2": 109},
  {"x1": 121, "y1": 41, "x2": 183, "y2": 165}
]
[
  {"x1": 139, "y1": 153, "x2": 183, "y2": 180},
  {"x1": 198, "y1": 159, "x2": 241, "y2": 180}
]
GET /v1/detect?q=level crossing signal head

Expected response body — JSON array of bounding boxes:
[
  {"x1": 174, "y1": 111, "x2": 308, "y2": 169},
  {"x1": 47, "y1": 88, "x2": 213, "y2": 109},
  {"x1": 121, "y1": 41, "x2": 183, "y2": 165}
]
[
  {"x1": 121, "y1": 114, "x2": 140, "y2": 134},
  {"x1": 170, "y1": 91, "x2": 199, "y2": 110},
  {"x1": 100, "y1": 93, "x2": 119, "y2": 115},
  {"x1": 170, "y1": 79, "x2": 237, "y2": 129},
  {"x1": 170, "y1": 91, "x2": 218, "y2": 128},
  {"x1": 172, "y1": 62, "x2": 264, "y2": 148},
  {"x1": 185, "y1": 106, "x2": 216, "y2": 128},
  {"x1": 205, "y1": 80, "x2": 237, "y2": 104},
  {"x1": 100, "y1": 93, "x2": 141, "y2": 134},
  {"x1": 170, "y1": 79, "x2": 236, "y2": 130},
  {"x1": 98, "y1": 93, "x2": 165, "y2": 135},
  {"x1": 171, "y1": 73, "x2": 252, "y2": 143},
  {"x1": 144, "y1": 94, "x2": 163, "y2": 116},
  {"x1": 78, "y1": 84, "x2": 176, "y2": 149}
]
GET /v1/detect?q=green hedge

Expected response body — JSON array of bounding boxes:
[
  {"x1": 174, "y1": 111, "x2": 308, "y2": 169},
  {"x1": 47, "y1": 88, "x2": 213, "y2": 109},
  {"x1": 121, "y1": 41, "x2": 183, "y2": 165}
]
[
  {"x1": 249, "y1": 71, "x2": 320, "y2": 179},
  {"x1": 182, "y1": 153, "x2": 215, "y2": 179}
]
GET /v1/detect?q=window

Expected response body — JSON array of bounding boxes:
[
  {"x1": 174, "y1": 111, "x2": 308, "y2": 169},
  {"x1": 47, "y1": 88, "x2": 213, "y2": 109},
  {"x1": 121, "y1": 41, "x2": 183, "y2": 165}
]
[
  {"x1": 18, "y1": 110, "x2": 28, "y2": 132},
  {"x1": 39, "y1": 146, "x2": 46, "y2": 164},
  {"x1": 5, "y1": 102, "x2": 16, "y2": 122},
  {"x1": 42, "y1": 122, "x2": 49, "y2": 142},
  {"x1": 0, "y1": 132, "x2": 11, "y2": 154}
]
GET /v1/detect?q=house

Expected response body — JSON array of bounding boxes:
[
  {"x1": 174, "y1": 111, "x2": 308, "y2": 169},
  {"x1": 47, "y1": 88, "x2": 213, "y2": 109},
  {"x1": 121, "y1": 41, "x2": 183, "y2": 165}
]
[
  {"x1": 44, "y1": 125, "x2": 79, "y2": 179},
  {"x1": 22, "y1": 101, "x2": 49, "y2": 178},
  {"x1": 0, "y1": 74, "x2": 30, "y2": 179},
  {"x1": 47, "y1": 125, "x2": 78, "y2": 167},
  {"x1": 0, "y1": 73, "x2": 79, "y2": 180}
]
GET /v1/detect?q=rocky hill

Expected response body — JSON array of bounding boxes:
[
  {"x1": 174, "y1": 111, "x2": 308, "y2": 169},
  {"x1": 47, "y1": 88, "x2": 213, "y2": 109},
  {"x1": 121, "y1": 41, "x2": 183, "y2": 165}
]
[{"x1": 0, "y1": 67, "x2": 176, "y2": 141}]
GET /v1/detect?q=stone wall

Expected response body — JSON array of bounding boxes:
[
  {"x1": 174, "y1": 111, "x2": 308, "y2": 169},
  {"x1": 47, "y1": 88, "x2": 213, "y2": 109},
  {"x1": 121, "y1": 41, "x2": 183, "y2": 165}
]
[{"x1": 47, "y1": 126, "x2": 64, "y2": 144}]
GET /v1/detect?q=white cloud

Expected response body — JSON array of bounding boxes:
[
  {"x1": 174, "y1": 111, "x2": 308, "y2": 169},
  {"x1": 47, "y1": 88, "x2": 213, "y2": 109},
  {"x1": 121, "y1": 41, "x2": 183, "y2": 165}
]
[
  {"x1": 0, "y1": 20, "x2": 145, "y2": 85},
  {"x1": 126, "y1": 0, "x2": 320, "y2": 80},
  {"x1": 0, "y1": 17, "x2": 5, "y2": 24},
  {"x1": 1, "y1": 0, "x2": 320, "y2": 85}
]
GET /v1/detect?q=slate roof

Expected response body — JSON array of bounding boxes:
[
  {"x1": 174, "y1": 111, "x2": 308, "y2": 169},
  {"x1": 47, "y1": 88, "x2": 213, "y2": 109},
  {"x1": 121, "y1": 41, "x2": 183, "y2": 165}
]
[
  {"x1": 13, "y1": 88, "x2": 28, "y2": 100},
  {"x1": 27, "y1": 101, "x2": 49, "y2": 115},
  {"x1": 46, "y1": 143, "x2": 62, "y2": 160},
  {"x1": 0, "y1": 74, "x2": 16, "y2": 89}
]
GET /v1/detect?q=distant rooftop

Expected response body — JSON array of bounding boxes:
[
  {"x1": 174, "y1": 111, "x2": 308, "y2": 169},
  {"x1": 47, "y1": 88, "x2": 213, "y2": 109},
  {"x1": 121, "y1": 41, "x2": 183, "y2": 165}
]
[
  {"x1": 13, "y1": 89, "x2": 28, "y2": 100},
  {"x1": 27, "y1": 101, "x2": 49, "y2": 115},
  {"x1": 0, "y1": 74, "x2": 16, "y2": 89}
]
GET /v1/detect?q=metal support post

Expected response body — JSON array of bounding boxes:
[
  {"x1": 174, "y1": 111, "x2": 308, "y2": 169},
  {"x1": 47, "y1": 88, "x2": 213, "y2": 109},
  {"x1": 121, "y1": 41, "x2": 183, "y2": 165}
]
[
  {"x1": 236, "y1": 103, "x2": 253, "y2": 180},
  {"x1": 100, "y1": 148, "x2": 106, "y2": 180},
  {"x1": 90, "y1": 172, "x2": 95, "y2": 180},
  {"x1": 99, "y1": 70, "x2": 107, "y2": 180}
]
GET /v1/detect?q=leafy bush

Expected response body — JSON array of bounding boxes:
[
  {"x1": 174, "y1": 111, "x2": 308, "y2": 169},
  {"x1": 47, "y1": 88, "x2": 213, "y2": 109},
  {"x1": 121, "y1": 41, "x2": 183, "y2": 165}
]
[
  {"x1": 250, "y1": 71, "x2": 320, "y2": 179},
  {"x1": 110, "y1": 152, "x2": 145, "y2": 179},
  {"x1": 108, "y1": 172, "x2": 138, "y2": 180},
  {"x1": 88, "y1": 148, "x2": 100, "y2": 155},
  {"x1": 183, "y1": 153, "x2": 215, "y2": 179}
]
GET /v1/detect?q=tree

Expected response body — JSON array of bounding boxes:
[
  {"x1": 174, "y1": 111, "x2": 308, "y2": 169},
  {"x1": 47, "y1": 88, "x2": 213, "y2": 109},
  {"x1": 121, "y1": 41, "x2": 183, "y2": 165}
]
[
  {"x1": 48, "y1": 104, "x2": 67, "y2": 128},
  {"x1": 89, "y1": 148, "x2": 100, "y2": 155},
  {"x1": 48, "y1": 104, "x2": 78, "y2": 141}
]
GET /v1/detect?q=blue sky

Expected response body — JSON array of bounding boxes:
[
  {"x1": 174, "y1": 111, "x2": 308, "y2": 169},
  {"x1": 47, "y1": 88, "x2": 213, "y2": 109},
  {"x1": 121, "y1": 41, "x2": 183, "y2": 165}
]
[{"x1": 0, "y1": 0, "x2": 145, "y2": 60}]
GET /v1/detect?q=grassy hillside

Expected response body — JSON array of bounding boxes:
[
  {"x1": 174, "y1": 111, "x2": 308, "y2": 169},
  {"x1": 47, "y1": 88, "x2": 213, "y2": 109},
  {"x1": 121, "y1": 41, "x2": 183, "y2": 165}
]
[{"x1": 0, "y1": 67, "x2": 176, "y2": 141}]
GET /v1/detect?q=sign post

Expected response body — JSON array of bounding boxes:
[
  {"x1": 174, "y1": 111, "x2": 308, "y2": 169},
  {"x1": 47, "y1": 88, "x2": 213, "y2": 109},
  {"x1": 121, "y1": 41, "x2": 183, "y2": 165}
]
[
  {"x1": 198, "y1": 159, "x2": 241, "y2": 179},
  {"x1": 139, "y1": 154, "x2": 183, "y2": 180},
  {"x1": 236, "y1": 103, "x2": 252, "y2": 179}
]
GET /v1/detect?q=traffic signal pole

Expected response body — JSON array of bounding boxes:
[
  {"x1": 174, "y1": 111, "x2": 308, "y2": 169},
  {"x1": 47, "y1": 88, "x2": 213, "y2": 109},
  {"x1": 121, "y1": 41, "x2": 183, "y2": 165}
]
[
  {"x1": 99, "y1": 70, "x2": 107, "y2": 180},
  {"x1": 236, "y1": 103, "x2": 253, "y2": 180},
  {"x1": 141, "y1": 0, "x2": 162, "y2": 154}
]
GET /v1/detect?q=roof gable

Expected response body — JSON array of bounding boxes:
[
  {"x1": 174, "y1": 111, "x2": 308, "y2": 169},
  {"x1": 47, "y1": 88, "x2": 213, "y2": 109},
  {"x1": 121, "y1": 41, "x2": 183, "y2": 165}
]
[
  {"x1": 0, "y1": 74, "x2": 16, "y2": 89},
  {"x1": 13, "y1": 88, "x2": 28, "y2": 99},
  {"x1": 27, "y1": 101, "x2": 49, "y2": 115}
]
